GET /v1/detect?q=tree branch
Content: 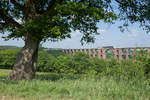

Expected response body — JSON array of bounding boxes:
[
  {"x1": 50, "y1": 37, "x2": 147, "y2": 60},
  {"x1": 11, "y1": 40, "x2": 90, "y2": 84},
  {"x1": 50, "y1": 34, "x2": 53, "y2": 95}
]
[
  {"x1": 115, "y1": 0, "x2": 127, "y2": 6},
  {"x1": 42, "y1": 0, "x2": 64, "y2": 15},
  {"x1": 10, "y1": 0, "x2": 24, "y2": 10},
  {"x1": 115, "y1": 0, "x2": 122, "y2": 4},
  {"x1": 43, "y1": 0, "x2": 58, "y2": 15},
  {"x1": 0, "y1": 22, "x2": 11, "y2": 29},
  {"x1": 32, "y1": 0, "x2": 41, "y2": 4},
  {"x1": 0, "y1": 14, "x2": 22, "y2": 28},
  {"x1": 0, "y1": 22, "x2": 6, "y2": 26}
]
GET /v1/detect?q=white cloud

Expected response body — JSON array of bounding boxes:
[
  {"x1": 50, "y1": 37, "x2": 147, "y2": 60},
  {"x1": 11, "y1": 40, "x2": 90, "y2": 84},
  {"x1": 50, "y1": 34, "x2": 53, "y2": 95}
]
[
  {"x1": 71, "y1": 30, "x2": 82, "y2": 38},
  {"x1": 127, "y1": 29, "x2": 141, "y2": 38},
  {"x1": 97, "y1": 29, "x2": 106, "y2": 34}
]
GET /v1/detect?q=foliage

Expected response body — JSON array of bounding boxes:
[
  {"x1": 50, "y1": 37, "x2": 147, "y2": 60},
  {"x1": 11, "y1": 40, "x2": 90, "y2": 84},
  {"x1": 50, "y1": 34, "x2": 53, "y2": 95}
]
[
  {"x1": 38, "y1": 44, "x2": 65, "y2": 57},
  {"x1": 37, "y1": 51, "x2": 56, "y2": 72},
  {"x1": 88, "y1": 58, "x2": 109, "y2": 75},
  {"x1": 0, "y1": 49, "x2": 56, "y2": 72},
  {"x1": 53, "y1": 54, "x2": 74, "y2": 73},
  {"x1": 1, "y1": 48, "x2": 150, "y2": 80},
  {"x1": 0, "y1": 46, "x2": 20, "y2": 50},
  {"x1": 53, "y1": 52, "x2": 147, "y2": 81},
  {"x1": 0, "y1": 49, "x2": 150, "y2": 100},
  {"x1": 0, "y1": 0, "x2": 117, "y2": 43},
  {"x1": 135, "y1": 50, "x2": 150, "y2": 79},
  {"x1": 0, "y1": 0, "x2": 118, "y2": 79},
  {"x1": 1, "y1": 0, "x2": 150, "y2": 80},
  {"x1": 116, "y1": 0, "x2": 150, "y2": 32},
  {"x1": 46, "y1": 49, "x2": 65, "y2": 57},
  {"x1": 103, "y1": 60, "x2": 145, "y2": 81},
  {"x1": 71, "y1": 52, "x2": 91, "y2": 74},
  {"x1": 106, "y1": 49, "x2": 114, "y2": 59},
  {"x1": 53, "y1": 52, "x2": 91, "y2": 74},
  {"x1": 0, "y1": 49, "x2": 18, "y2": 69},
  {"x1": 1, "y1": 0, "x2": 150, "y2": 41}
]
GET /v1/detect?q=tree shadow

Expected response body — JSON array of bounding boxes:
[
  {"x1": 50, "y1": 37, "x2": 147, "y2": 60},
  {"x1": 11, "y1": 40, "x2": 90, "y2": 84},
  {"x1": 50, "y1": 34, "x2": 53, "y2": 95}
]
[
  {"x1": 35, "y1": 73, "x2": 81, "y2": 81},
  {"x1": 0, "y1": 75, "x2": 19, "y2": 84},
  {"x1": 0, "y1": 75, "x2": 7, "y2": 80},
  {"x1": 0, "y1": 73, "x2": 82, "y2": 84}
]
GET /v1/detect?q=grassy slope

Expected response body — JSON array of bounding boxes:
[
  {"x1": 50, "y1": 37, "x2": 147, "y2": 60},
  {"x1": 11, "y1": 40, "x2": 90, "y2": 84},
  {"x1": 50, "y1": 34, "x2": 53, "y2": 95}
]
[{"x1": 0, "y1": 69, "x2": 150, "y2": 100}]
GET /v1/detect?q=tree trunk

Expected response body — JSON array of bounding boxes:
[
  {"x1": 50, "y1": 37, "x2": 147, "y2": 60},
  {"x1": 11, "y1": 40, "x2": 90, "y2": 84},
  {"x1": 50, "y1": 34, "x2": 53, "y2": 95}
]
[{"x1": 8, "y1": 34, "x2": 39, "y2": 80}]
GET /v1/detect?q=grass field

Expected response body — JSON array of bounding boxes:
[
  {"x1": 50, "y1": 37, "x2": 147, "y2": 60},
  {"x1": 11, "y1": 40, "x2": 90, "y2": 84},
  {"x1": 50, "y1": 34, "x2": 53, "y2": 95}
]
[{"x1": 0, "y1": 69, "x2": 150, "y2": 100}]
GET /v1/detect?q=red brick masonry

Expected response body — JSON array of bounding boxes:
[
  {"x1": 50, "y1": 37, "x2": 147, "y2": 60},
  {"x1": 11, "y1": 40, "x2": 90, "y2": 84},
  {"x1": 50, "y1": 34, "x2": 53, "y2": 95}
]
[{"x1": 62, "y1": 48, "x2": 150, "y2": 60}]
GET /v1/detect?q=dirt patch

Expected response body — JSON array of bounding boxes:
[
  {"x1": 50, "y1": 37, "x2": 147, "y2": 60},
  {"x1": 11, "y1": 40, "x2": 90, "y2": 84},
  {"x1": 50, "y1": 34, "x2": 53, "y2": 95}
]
[{"x1": 0, "y1": 96, "x2": 24, "y2": 100}]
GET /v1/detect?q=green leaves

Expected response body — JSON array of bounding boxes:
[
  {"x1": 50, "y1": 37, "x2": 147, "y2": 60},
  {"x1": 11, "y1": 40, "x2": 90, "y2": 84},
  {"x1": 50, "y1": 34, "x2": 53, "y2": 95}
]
[
  {"x1": 0, "y1": 0, "x2": 117, "y2": 44},
  {"x1": 0, "y1": 49, "x2": 19, "y2": 69},
  {"x1": 116, "y1": 0, "x2": 150, "y2": 32},
  {"x1": 37, "y1": 51, "x2": 56, "y2": 72},
  {"x1": 53, "y1": 1, "x2": 116, "y2": 43},
  {"x1": 0, "y1": 48, "x2": 150, "y2": 80},
  {"x1": 1, "y1": 0, "x2": 150, "y2": 43}
]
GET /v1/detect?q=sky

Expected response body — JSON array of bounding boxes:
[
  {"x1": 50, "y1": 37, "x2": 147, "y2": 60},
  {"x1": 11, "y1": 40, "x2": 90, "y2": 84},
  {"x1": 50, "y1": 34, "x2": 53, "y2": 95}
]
[{"x1": 0, "y1": 20, "x2": 150, "y2": 49}]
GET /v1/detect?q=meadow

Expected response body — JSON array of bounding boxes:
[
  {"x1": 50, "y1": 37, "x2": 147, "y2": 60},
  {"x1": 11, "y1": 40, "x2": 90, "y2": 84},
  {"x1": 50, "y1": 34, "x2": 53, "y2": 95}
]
[
  {"x1": 0, "y1": 69, "x2": 150, "y2": 100},
  {"x1": 0, "y1": 48, "x2": 150, "y2": 100}
]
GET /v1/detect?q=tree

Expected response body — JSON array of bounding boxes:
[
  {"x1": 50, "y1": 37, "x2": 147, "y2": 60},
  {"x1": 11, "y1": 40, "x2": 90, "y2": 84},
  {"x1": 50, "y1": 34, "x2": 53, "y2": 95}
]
[
  {"x1": 116, "y1": 0, "x2": 150, "y2": 32},
  {"x1": 0, "y1": 0, "x2": 116, "y2": 80}
]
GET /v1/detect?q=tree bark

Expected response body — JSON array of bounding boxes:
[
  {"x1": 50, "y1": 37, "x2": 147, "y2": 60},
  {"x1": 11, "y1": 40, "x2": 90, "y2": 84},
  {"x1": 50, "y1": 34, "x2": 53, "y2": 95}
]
[{"x1": 8, "y1": 34, "x2": 39, "y2": 80}]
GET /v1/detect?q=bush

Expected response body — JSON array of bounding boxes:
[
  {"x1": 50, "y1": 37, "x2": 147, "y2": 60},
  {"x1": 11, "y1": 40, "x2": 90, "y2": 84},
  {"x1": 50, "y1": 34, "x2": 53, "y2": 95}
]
[
  {"x1": 89, "y1": 58, "x2": 119, "y2": 75},
  {"x1": 0, "y1": 48, "x2": 149, "y2": 81},
  {"x1": 0, "y1": 49, "x2": 18, "y2": 69},
  {"x1": 72, "y1": 52, "x2": 91, "y2": 74},
  {"x1": 135, "y1": 50, "x2": 150, "y2": 79},
  {"x1": 53, "y1": 54, "x2": 74, "y2": 73},
  {"x1": 103, "y1": 60, "x2": 145, "y2": 81},
  {"x1": 0, "y1": 49, "x2": 56, "y2": 72},
  {"x1": 46, "y1": 49, "x2": 65, "y2": 57},
  {"x1": 37, "y1": 51, "x2": 56, "y2": 72},
  {"x1": 53, "y1": 52, "x2": 91, "y2": 74},
  {"x1": 89, "y1": 58, "x2": 108, "y2": 75},
  {"x1": 51, "y1": 51, "x2": 147, "y2": 81}
]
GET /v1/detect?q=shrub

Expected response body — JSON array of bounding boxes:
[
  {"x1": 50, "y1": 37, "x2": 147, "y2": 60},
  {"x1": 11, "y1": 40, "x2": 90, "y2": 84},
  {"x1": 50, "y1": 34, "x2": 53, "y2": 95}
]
[
  {"x1": 53, "y1": 52, "x2": 91, "y2": 74},
  {"x1": 72, "y1": 52, "x2": 91, "y2": 74},
  {"x1": 108, "y1": 60, "x2": 145, "y2": 80},
  {"x1": 37, "y1": 51, "x2": 56, "y2": 72},
  {"x1": 46, "y1": 50, "x2": 65, "y2": 57},
  {"x1": 135, "y1": 50, "x2": 150, "y2": 79},
  {"x1": 0, "y1": 48, "x2": 149, "y2": 81},
  {"x1": 0, "y1": 49, "x2": 56, "y2": 72},
  {"x1": 89, "y1": 58, "x2": 119, "y2": 75},
  {"x1": 53, "y1": 54, "x2": 73, "y2": 73},
  {"x1": 89, "y1": 58, "x2": 108, "y2": 75},
  {"x1": 0, "y1": 49, "x2": 18, "y2": 69}
]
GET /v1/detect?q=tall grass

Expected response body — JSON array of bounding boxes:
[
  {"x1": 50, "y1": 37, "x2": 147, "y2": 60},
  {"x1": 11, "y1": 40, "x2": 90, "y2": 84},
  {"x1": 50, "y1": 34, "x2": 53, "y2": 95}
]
[{"x1": 0, "y1": 69, "x2": 150, "y2": 100}]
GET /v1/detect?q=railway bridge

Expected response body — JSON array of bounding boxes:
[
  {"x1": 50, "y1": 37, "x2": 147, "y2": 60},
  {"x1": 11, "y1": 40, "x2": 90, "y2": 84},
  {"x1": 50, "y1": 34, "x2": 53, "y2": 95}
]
[{"x1": 62, "y1": 47, "x2": 150, "y2": 60}]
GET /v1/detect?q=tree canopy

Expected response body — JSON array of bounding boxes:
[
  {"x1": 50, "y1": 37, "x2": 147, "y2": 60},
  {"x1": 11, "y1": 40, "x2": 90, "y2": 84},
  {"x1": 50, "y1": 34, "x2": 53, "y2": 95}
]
[
  {"x1": 116, "y1": 0, "x2": 150, "y2": 32},
  {"x1": 0, "y1": 0, "x2": 117, "y2": 44}
]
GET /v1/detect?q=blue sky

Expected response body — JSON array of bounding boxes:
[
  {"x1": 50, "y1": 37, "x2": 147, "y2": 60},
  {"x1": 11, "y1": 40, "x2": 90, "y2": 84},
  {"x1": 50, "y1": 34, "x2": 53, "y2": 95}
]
[{"x1": 0, "y1": 20, "x2": 150, "y2": 49}]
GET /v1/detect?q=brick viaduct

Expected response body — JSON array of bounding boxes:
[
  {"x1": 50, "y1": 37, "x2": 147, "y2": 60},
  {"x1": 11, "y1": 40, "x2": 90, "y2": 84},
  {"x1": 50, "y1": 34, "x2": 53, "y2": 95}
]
[{"x1": 62, "y1": 47, "x2": 150, "y2": 60}]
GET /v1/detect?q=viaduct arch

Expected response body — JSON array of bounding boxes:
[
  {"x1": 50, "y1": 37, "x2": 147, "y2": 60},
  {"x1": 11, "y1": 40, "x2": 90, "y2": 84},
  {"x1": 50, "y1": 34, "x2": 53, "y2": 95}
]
[{"x1": 62, "y1": 47, "x2": 150, "y2": 60}]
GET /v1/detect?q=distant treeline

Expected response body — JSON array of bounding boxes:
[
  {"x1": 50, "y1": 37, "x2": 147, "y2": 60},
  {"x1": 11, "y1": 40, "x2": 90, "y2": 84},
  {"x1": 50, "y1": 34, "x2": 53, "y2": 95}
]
[{"x1": 0, "y1": 46, "x2": 20, "y2": 50}]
